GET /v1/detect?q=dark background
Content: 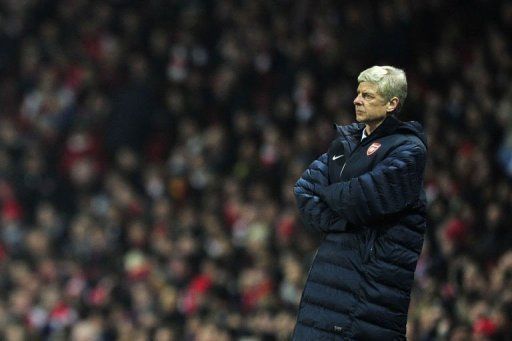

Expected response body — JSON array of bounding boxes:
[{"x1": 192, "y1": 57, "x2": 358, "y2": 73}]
[{"x1": 0, "y1": 0, "x2": 511, "y2": 339}]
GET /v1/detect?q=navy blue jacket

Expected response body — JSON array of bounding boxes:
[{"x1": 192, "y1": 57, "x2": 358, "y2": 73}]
[{"x1": 293, "y1": 116, "x2": 427, "y2": 340}]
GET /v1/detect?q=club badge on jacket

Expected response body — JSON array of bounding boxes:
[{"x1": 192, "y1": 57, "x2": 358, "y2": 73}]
[{"x1": 367, "y1": 142, "x2": 381, "y2": 156}]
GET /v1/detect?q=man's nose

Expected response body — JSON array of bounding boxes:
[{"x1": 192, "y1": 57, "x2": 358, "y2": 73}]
[{"x1": 353, "y1": 95, "x2": 362, "y2": 105}]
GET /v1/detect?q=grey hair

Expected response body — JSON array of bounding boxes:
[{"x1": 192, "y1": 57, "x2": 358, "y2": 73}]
[{"x1": 357, "y1": 66, "x2": 407, "y2": 112}]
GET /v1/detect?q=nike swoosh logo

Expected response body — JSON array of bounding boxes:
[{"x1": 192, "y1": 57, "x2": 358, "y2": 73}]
[{"x1": 332, "y1": 154, "x2": 344, "y2": 160}]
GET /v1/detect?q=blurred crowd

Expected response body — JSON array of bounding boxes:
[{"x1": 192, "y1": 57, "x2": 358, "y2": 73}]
[{"x1": 0, "y1": 0, "x2": 512, "y2": 340}]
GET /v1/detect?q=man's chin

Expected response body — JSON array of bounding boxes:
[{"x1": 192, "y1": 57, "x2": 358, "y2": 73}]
[{"x1": 355, "y1": 114, "x2": 366, "y2": 123}]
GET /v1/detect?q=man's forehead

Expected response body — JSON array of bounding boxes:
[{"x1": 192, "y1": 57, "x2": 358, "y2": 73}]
[{"x1": 357, "y1": 82, "x2": 379, "y2": 92}]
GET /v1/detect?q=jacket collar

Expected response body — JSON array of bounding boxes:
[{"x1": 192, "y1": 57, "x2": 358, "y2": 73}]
[
  {"x1": 368, "y1": 115, "x2": 402, "y2": 137},
  {"x1": 333, "y1": 115, "x2": 401, "y2": 142},
  {"x1": 361, "y1": 115, "x2": 402, "y2": 145}
]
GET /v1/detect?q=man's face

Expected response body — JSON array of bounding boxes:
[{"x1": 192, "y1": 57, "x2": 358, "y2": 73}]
[{"x1": 353, "y1": 82, "x2": 389, "y2": 124}]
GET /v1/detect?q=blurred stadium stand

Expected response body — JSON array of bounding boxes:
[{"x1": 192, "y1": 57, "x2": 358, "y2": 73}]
[{"x1": 0, "y1": 0, "x2": 511, "y2": 339}]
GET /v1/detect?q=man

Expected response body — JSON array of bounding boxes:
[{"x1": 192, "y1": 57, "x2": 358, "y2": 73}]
[{"x1": 293, "y1": 66, "x2": 427, "y2": 340}]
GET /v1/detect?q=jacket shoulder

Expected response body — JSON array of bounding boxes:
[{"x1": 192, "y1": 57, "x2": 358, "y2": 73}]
[{"x1": 391, "y1": 133, "x2": 427, "y2": 154}]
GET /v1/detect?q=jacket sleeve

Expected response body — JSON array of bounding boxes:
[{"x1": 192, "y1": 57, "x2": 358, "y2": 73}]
[
  {"x1": 309, "y1": 141, "x2": 426, "y2": 226},
  {"x1": 294, "y1": 153, "x2": 348, "y2": 233}
]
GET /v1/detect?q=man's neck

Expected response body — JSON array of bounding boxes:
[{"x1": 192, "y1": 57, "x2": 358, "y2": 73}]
[{"x1": 364, "y1": 118, "x2": 386, "y2": 136}]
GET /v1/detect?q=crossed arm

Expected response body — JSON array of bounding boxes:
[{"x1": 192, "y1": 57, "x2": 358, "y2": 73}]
[
  {"x1": 294, "y1": 141, "x2": 426, "y2": 232},
  {"x1": 294, "y1": 153, "x2": 347, "y2": 234}
]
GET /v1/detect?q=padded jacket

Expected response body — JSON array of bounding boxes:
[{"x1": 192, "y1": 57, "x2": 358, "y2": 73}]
[{"x1": 293, "y1": 115, "x2": 427, "y2": 340}]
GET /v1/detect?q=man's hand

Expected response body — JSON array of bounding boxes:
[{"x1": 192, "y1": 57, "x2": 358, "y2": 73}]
[
  {"x1": 295, "y1": 178, "x2": 328, "y2": 202},
  {"x1": 294, "y1": 154, "x2": 347, "y2": 233}
]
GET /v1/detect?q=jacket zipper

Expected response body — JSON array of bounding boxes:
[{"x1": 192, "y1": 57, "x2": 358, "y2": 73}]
[
  {"x1": 339, "y1": 138, "x2": 361, "y2": 178},
  {"x1": 339, "y1": 162, "x2": 347, "y2": 177}
]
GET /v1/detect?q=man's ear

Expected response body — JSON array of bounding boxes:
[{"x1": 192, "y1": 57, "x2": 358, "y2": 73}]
[{"x1": 386, "y1": 97, "x2": 399, "y2": 113}]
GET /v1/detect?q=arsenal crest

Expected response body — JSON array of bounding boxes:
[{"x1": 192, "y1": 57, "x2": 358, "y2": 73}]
[{"x1": 367, "y1": 142, "x2": 381, "y2": 156}]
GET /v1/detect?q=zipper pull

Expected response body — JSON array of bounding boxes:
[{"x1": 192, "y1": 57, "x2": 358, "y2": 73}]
[{"x1": 339, "y1": 162, "x2": 347, "y2": 177}]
